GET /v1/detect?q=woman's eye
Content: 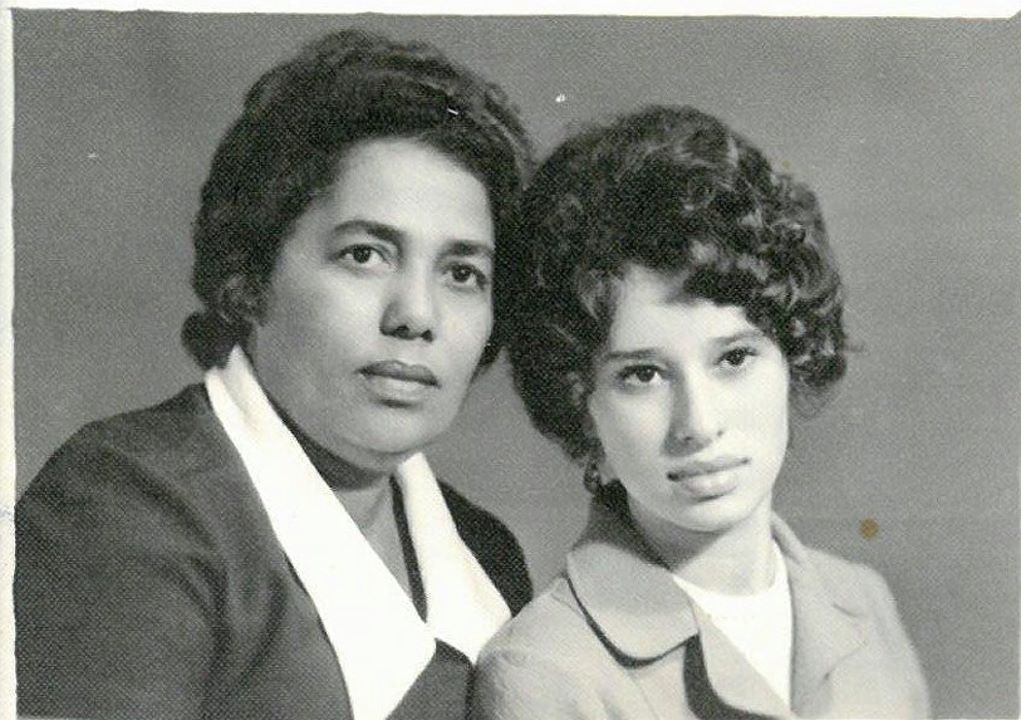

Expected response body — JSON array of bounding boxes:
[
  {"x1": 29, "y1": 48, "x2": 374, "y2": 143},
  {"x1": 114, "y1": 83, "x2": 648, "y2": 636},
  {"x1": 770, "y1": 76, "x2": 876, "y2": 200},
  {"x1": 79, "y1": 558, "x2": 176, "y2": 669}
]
[
  {"x1": 446, "y1": 263, "x2": 488, "y2": 290},
  {"x1": 338, "y1": 244, "x2": 385, "y2": 267},
  {"x1": 720, "y1": 347, "x2": 756, "y2": 368},
  {"x1": 618, "y1": 365, "x2": 663, "y2": 387}
]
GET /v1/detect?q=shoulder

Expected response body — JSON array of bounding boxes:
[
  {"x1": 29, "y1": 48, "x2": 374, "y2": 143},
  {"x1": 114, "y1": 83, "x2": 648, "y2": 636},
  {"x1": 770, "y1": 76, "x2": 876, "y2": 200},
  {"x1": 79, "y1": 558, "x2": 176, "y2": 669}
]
[
  {"x1": 57, "y1": 384, "x2": 225, "y2": 477},
  {"x1": 802, "y1": 545, "x2": 931, "y2": 716},
  {"x1": 776, "y1": 518, "x2": 919, "y2": 654},
  {"x1": 14, "y1": 387, "x2": 258, "y2": 717},
  {"x1": 22, "y1": 383, "x2": 245, "y2": 500},
  {"x1": 801, "y1": 544, "x2": 902, "y2": 616},
  {"x1": 24, "y1": 385, "x2": 221, "y2": 494},
  {"x1": 440, "y1": 482, "x2": 503, "y2": 530},
  {"x1": 440, "y1": 482, "x2": 533, "y2": 614},
  {"x1": 472, "y1": 577, "x2": 623, "y2": 720},
  {"x1": 481, "y1": 576, "x2": 602, "y2": 663},
  {"x1": 773, "y1": 515, "x2": 899, "y2": 612},
  {"x1": 815, "y1": 550, "x2": 915, "y2": 647},
  {"x1": 803, "y1": 544, "x2": 874, "y2": 586},
  {"x1": 16, "y1": 384, "x2": 260, "y2": 568}
]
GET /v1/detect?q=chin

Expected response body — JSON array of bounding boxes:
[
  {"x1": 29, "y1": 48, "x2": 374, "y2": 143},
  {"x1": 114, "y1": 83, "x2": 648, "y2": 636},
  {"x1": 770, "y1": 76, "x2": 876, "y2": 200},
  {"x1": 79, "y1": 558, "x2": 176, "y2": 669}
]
[
  {"x1": 355, "y1": 412, "x2": 449, "y2": 455},
  {"x1": 663, "y1": 497, "x2": 760, "y2": 535}
]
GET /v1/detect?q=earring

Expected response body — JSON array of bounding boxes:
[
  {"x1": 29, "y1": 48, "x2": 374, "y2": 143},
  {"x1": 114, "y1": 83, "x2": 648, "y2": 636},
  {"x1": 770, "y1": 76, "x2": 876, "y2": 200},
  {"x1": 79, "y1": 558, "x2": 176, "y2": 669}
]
[{"x1": 583, "y1": 460, "x2": 603, "y2": 495}]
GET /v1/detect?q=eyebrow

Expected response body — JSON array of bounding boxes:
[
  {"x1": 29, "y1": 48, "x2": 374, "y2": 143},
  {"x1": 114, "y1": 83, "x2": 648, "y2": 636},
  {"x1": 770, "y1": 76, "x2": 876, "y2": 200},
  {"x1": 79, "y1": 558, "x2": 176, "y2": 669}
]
[
  {"x1": 599, "y1": 329, "x2": 769, "y2": 363},
  {"x1": 331, "y1": 219, "x2": 402, "y2": 244},
  {"x1": 716, "y1": 329, "x2": 769, "y2": 345},
  {"x1": 600, "y1": 348, "x2": 660, "y2": 363},
  {"x1": 330, "y1": 219, "x2": 493, "y2": 260},
  {"x1": 443, "y1": 240, "x2": 494, "y2": 261}
]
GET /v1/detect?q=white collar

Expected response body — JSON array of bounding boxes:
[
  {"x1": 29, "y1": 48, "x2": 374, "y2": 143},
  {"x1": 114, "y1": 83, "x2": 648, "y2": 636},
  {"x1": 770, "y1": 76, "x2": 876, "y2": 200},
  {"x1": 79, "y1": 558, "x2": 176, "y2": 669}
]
[{"x1": 204, "y1": 347, "x2": 509, "y2": 720}]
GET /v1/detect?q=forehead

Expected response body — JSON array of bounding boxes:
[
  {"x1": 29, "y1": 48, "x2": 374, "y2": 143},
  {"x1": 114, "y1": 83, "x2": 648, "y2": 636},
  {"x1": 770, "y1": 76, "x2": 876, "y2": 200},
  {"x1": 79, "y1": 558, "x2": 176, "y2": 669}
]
[
  {"x1": 325, "y1": 137, "x2": 495, "y2": 245},
  {"x1": 607, "y1": 265, "x2": 759, "y2": 347}
]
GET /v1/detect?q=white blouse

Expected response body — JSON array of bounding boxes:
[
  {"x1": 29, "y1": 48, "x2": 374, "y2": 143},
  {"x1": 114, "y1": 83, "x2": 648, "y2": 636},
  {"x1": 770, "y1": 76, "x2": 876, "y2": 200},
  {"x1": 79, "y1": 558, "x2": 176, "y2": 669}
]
[{"x1": 673, "y1": 542, "x2": 793, "y2": 705}]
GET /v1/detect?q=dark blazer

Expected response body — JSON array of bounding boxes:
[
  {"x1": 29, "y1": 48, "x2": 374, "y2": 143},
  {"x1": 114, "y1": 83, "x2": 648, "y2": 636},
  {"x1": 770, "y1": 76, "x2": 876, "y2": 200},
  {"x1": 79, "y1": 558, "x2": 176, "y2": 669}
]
[
  {"x1": 473, "y1": 501, "x2": 929, "y2": 720},
  {"x1": 16, "y1": 385, "x2": 531, "y2": 720}
]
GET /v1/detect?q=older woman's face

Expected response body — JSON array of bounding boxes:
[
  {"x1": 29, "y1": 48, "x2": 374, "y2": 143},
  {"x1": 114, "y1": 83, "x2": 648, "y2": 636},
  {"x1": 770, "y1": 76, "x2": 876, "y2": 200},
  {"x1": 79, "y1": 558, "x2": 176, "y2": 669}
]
[
  {"x1": 587, "y1": 265, "x2": 789, "y2": 537},
  {"x1": 249, "y1": 138, "x2": 495, "y2": 471}
]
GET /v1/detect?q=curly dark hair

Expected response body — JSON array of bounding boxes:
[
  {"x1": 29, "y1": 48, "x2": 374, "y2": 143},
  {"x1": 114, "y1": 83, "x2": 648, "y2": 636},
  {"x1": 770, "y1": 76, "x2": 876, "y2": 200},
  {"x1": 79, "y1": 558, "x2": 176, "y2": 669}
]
[
  {"x1": 182, "y1": 28, "x2": 531, "y2": 369},
  {"x1": 504, "y1": 105, "x2": 847, "y2": 463}
]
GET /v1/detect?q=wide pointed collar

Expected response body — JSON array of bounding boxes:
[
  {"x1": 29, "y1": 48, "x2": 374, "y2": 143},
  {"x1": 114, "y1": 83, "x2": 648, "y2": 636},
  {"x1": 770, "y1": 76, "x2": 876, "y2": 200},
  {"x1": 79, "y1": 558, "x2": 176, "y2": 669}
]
[
  {"x1": 204, "y1": 347, "x2": 509, "y2": 720},
  {"x1": 566, "y1": 502, "x2": 869, "y2": 716}
]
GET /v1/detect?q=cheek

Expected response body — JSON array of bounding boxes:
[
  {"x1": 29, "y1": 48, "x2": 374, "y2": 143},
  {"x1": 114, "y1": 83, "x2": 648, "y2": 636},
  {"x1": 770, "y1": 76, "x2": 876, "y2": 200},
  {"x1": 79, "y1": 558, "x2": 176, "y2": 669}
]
[
  {"x1": 589, "y1": 393, "x2": 670, "y2": 470},
  {"x1": 733, "y1": 372, "x2": 790, "y2": 450},
  {"x1": 257, "y1": 286, "x2": 382, "y2": 395},
  {"x1": 290, "y1": 281, "x2": 383, "y2": 342},
  {"x1": 443, "y1": 300, "x2": 493, "y2": 367}
]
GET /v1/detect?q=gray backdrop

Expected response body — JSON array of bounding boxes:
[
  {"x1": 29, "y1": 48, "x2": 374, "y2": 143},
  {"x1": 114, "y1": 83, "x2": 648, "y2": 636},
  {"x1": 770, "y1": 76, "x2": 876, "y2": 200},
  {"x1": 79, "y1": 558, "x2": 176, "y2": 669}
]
[{"x1": 12, "y1": 11, "x2": 1020, "y2": 717}]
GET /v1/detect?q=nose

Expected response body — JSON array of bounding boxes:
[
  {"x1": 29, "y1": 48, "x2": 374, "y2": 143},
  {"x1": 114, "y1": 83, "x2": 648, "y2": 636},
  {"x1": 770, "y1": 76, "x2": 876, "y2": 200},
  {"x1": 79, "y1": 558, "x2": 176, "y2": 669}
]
[
  {"x1": 380, "y1": 270, "x2": 436, "y2": 342},
  {"x1": 664, "y1": 370, "x2": 723, "y2": 455}
]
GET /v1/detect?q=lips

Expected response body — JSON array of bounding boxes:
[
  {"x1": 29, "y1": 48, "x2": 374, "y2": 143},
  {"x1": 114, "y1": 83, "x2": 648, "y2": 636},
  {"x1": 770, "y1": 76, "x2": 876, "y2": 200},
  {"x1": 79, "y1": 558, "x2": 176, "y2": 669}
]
[
  {"x1": 667, "y1": 456, "x2": 749, "y2": 482},
  {"x1": 358, "y1": 360, "x2": 440, "y2": 406},
  {"x1": 360, "y1": 360, "x2": 439, "y2": 386}
]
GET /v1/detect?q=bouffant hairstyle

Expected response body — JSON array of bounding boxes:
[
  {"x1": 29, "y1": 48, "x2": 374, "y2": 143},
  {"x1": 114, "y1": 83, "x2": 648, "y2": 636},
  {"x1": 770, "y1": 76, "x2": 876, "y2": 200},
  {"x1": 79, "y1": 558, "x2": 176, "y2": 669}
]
[
  {"x1": 182, "y1": 28, "x2": 531, "y2": 369},
  {"x1": 505, "y1": 105, "x2": 847, "y2": 463}
]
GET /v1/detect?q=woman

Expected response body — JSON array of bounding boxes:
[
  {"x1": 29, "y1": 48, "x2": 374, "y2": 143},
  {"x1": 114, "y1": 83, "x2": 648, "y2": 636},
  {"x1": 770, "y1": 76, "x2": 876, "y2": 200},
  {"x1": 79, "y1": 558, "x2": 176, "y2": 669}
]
[
  {"x1": 16, "y1": 29, "x2": 532, "y2": 720},
  {"x1": 473, "y1": 106, "x2": 929, "y2": 718}
]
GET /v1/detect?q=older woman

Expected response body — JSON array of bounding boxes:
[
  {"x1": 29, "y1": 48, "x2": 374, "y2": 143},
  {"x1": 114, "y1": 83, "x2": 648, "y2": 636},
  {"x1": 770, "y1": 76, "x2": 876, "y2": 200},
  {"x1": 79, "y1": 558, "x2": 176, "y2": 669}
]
[
  {"x1": 473, "y1": 105, "x2": 929, "y2": 719},
  {"x1": 16, "y1": 29, "x2": 531, "y2": 720}
]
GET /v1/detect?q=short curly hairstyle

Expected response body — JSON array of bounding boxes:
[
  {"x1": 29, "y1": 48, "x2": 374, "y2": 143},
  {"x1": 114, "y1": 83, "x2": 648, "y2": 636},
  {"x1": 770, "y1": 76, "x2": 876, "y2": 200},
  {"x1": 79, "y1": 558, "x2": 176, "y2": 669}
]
[
  {"x1": 182, "y1": 28, "x2": 531, "y2": 369},
  {"x1": 504, "y1": 105, "x2": 847, "y2": 462}
]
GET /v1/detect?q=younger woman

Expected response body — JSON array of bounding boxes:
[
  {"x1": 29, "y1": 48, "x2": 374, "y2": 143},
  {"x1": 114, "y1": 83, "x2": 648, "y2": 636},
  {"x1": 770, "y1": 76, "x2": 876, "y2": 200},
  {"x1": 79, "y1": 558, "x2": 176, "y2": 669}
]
[{"x1": 474, "y1": 105, "x2": 929, "y2": 719}]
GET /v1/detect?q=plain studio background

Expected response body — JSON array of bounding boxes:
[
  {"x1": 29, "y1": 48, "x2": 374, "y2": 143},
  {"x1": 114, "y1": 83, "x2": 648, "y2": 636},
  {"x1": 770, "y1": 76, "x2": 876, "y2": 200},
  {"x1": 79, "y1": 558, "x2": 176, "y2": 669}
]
[{"x1": 11, "y1": 11, "x2": 1019, "y2": 718}]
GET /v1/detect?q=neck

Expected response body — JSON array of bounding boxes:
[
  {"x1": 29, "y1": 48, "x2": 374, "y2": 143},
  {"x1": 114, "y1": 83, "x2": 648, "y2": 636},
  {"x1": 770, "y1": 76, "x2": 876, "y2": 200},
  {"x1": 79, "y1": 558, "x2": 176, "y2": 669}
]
[
  {"x1": 629, "y1": 496, "x2": 776, "y2": 595},
  {"x1": 306, "y1": 439, "x2": 396, "y2": 530},
  {"x1": 276, "y1": 405, "x2": 395, "y2": 531}
]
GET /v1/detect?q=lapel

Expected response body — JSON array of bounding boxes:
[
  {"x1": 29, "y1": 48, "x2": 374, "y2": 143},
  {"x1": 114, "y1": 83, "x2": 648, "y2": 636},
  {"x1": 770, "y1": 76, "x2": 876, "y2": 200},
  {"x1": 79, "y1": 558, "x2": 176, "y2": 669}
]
[
  {"x1": 567, "y1": 504, "x2": 870, "y2": 719},
  {"x1": 773, "y1": 517, "x2": 869, "y2": 715},
  {"x1": 204, "y1": 347, "x2": 509, "y2": 720},
  {"x1": 690, "y1": 601, "x2": 792, "y2": 717}
]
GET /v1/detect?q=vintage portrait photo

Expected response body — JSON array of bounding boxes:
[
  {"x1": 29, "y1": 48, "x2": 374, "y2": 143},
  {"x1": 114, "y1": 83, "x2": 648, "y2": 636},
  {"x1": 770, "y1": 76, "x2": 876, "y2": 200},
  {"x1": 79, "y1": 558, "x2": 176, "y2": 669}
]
[{"x1": 5, "y1": 7, "x2": 1019, "y2": 718}]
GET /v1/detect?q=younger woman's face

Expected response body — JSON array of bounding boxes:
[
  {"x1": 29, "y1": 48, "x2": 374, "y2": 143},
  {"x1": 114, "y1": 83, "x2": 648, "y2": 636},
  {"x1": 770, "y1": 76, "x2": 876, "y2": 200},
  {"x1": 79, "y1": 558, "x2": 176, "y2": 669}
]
[{"x1": 587, "y1": 265, "x2": 790, "y2": 537}]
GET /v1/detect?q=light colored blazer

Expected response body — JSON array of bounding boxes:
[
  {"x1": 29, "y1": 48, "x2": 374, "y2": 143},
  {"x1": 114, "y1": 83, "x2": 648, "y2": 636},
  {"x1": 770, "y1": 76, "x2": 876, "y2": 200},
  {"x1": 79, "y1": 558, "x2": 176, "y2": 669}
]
[{"x1": 472, "y1": 501, "x2": 930, "y2": 719}]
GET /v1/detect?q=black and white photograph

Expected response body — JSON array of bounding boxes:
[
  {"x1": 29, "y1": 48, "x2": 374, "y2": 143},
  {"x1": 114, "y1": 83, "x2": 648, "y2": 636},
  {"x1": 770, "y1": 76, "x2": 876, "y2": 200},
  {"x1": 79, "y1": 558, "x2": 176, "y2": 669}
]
[{"x1": 4, "y1": 8, "x2": 1019, "y2": 719}]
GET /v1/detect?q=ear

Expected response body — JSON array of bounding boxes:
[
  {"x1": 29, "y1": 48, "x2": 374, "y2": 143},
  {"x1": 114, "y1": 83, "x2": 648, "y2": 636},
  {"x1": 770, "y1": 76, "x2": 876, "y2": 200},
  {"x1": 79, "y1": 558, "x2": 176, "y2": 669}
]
[
  {"x1": 215, "y1": 274, "x2": 267, "y2": 328},
  {"x1": 567, "y1": 370, "x2": 603, "y2": 458},
  {"x1": 567, "y1": 370, "x2": 588, "y2": 408}
]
